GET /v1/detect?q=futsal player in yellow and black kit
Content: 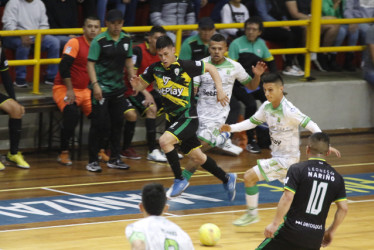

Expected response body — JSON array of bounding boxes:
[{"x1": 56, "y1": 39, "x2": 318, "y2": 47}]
[
  {"x1": 131, "y1": 36, "x2": 237, "y2": 200},
  {"x1": 86, "y1": 9, "x2": 135, "y2": 172}
]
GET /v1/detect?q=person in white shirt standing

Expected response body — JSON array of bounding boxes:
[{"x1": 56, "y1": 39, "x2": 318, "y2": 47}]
[
  {"x1": 220, "y1": 0, "x2": 249, "y2": 39},
  {"x1": 126, "y1": 183, "x2": 194, "y2": 250},
  {"x1": 220, "y1": 72, "x2": 341, "y2": 227}
]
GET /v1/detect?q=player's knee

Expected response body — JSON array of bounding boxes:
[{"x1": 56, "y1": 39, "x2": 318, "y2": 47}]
[
  {"x1": 125, "y1": 110, "x2": 137, "y2": 122},
  {"x1": 189, "y1": 151, "x2": 206, "y2": 165},
  {"x1": 146, "y1": 105, "x2": 157, "y2": 118},
  {"x1": 244, "y1": 169, "x2": 257, "y2": 186},
  {"x1": 6, "y1": 101, "x2": 24, "y2": 119}
]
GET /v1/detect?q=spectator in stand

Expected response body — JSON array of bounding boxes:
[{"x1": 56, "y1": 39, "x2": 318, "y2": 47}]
[
  {"x1": 220, "y1": 0, "x2": 249, "y2": 40},
  {"x1": 53, "y1": 16, "x2": 101, "y2": 166},
  {"x1": 78, "y1": 0, "x2": 98, "y2": 20},
  {"x1": 363, "y1": 24, "x2": 374, "y2": 85},
  {"x1": 210, "y1": 0, "x2": 230, "y2": 22},
  {"x1": 0, "y1": 38, "x2": 30, "y2": 170},
  {"x1": 256, "y1": 0, "x2": 304, "y2": 76},
  {"x1": 179, "y1": 17, "x2": 216, "y2": 61},
  {"x1": 2, "y1": 0, "x2": 60, "y2": 88},
  {"x1": 149, "y1": 0, "x2": 196, "y2": 42},
  {"x1": 322, "y1": 0, "x2": 359, "y2": 72},
  {"x1": 97, "y1": 0, "x2": 139, "y2": 27},
  {"x1": 121, "y1": 26, "x2": 168, "y2": 162},
  {"x1": 228, "y1": 16, "x2": 276, "y2": 154},
  {"x1": 42, "y1": 0, "x2": 80, "y2": 49},
  {"x1": 344, "y1": 0, "x2": 374, "y2": 44},
  {"x1": 285, "y1": 0, "x2": 340, "y2": 72}
]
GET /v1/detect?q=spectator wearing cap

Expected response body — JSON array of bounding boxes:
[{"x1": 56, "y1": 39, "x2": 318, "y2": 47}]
[
  {"x1": 179, "y1": 17, "x2": 216, "y2": 60},
  {"x1": 86, "y1": 9, "x2": 135, "y2": 172},
  {"x1": 2, "y1": 0, "x2": 60, "y2": 87}
]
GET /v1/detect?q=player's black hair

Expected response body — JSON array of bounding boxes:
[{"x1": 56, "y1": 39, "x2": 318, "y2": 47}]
[
  {"x1": 308, "y1": 132, "x2": 330, "y2": 155},
  {"x1": 83, "y1": 16, "x2": 100, "y2": 26},
  {"x1": 261, "y1": 72, "x2": 284, "y2": 86},
  {"x1": 156, "y1": 35, "x2": 174, "y2": 49},
  {"x1": 149, "y1": 26, "x2": 166, "y2": 36},
  {"x1": 142, "y1": 183, "x2": 167, "y2": 216},
  {"x1": 244, "y1": 16, "x2": 264, "y2": 32},
  {"x1": 210, "y1": 33, "x2": 226, "y2": 43}
]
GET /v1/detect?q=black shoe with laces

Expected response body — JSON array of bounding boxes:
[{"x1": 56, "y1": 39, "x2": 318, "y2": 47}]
[
  {"x1": 107, "y1": 158, "x2": 130, "y2": 170},
  {"x1": 246, "y1": 140, "x2": 261, "y2": 154}
]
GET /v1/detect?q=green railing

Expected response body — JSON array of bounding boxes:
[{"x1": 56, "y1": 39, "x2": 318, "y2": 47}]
[{"x1": 0, "y1": 0, "x2": 373, "y2": 94}]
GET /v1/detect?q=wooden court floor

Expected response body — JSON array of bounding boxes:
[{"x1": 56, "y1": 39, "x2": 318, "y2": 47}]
[{"x1": 0, "y1": 133, "x2": 373, "y2": 249}]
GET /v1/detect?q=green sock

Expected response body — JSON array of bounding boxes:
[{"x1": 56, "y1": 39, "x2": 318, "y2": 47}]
[
  {"x1": 182, "y1": 169, "x2": 193, "y2": 181},
  {"x1": 245, "y1": 185, "x2": 259, "y2": 195}
]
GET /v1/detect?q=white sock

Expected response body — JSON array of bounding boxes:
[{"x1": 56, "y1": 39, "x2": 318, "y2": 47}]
[{"x1": 245, "y1": 193, "x2": 259, "y2": 216}]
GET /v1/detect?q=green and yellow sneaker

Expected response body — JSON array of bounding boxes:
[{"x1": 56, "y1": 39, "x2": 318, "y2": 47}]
[
  {"x1": 7, "y1": 152, "x2": 30, "y2": 169},
  {"x1": 233, "y1": 213, "x2": 260, "y2": 227},
  {"x1": 0, "y1": 161, "x2": 5, "y2": 171}
]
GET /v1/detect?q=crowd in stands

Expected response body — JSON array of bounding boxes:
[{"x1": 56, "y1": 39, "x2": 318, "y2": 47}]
[{"x1": 0, "y1": 0, "x2": 373, "y2": 171}]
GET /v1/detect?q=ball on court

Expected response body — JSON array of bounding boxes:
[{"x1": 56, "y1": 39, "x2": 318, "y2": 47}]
[{"x1": 199, "y1": 223, "x2": 221, "y2": 246}]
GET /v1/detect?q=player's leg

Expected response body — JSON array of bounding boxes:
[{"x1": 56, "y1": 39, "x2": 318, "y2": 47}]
[
  {"x1": 145, "y1": 102, "x2": 166, "y2": 162},
  {"x1": 0, "y1": 96, "x2": 29, "y2": 169},
  {"x1": 187, "y1": 145, "x2": 237, "y2": 201},
  {"x1": 106, "y1": 95, "x2": 130, "y2": 169},
  {"x1": 181, "y1": 141, "x2": 211, "y2": 180},
  {"x1": 121, "y1": 99, "x2": 141, "y2": 160}
]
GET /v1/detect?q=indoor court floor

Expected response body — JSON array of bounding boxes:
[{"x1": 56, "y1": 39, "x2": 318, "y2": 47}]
[{"x1": 0, "y1": 133, "x2": 373, "y2": 249}]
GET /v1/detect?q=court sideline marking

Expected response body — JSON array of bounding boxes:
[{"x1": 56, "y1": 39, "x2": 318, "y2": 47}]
[
  {"x1": 0, "y1": 162, "x2": 373, "y2": 193},
  {"x1": 0, "y1": 198, "x2": 372, "y2": 233}
]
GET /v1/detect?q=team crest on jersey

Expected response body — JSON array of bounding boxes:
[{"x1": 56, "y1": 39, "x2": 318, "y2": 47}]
[
  {"x1": 163, "y1": 76, "x2": 171, "y2": 85},
  {"x1": 174, "y1": 68, "x2": 179, "y2": 76},
  {"x1": 64, "y1": 46, "x2": 72, "y2": 54},
  {"x1": 124, "y1": 43, "x2": 129, "y2": 51},
  {"x1": 256, "y1": 49, "x2": 261, "y2": 54}
]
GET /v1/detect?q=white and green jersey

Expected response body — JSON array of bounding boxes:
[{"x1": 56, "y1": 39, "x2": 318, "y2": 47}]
[
  {"x1": 195, "y1": 56, "x2": 251, "y2": 146},
  {"x1": 247, "y1": 97, "x2": 312, "y2": 159},
  {"x1": 126, "y1": 216, "x2": 194, "y2": 250}
]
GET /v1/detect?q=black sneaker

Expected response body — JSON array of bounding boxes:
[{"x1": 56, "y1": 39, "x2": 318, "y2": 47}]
[
  {"x1": 14, "y1": 78, "x2": 28, "y2": 88},
  {"x1": 107, "y1": 158, "x2": 130, "y2": 170},
  {"x1": 86, "y1": 161, "x2": 102, "y2": 172},
  {"x1": 44, "y1": 78, "x2": 54, "y2": 85},
  {"x1": 246, "y1": 140, "x2": 261, "y2": 154}
]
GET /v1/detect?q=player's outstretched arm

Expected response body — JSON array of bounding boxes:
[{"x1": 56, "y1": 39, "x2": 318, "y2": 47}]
[
  {"x1": 245, "y1": 61, "x2": 267, "y2": 90},
  {"x1": 220, "y1": 118, "x2": 256, "y2": 133},
  {"x1": 321, "y1": 200, "x2": 348, "y2": 247},
  {"x1": 264, "y1": 190, "x2": 294, "y2": 238},
  {"x1": 205, "y1": 62, "x2": 229, "y2": 106}
]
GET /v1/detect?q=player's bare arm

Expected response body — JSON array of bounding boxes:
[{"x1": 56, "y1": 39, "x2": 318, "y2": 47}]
[
  {"x1": 87, "y1": 60, "x2": 102, "y2": 101},
  {"x1": 141, "y1": 89, "x2": 155, "y2": 107},
  {"x1": 125, "y1": 57, "x2": 136, "y2": 81},
  {"x1": 328, "y1": 146, "x2": 341, "y2": 158},
  {"x1": 204, "y1": 62, "x2": 229, "y2": 106},
  {"x1": 321, "y1": 200, "x2": 348, "y2": 247},
  {"x1": 264, "y1": 190, "x2": 294, "y2": 238},
  {"x1": 130, "y1": 76, "x2": 148, "y2": 94},
  {"x1": 245, "y1": 61, "x2": 267, "y2": 90}
]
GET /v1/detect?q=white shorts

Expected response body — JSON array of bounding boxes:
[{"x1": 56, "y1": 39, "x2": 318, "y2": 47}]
[
  {"x1": 196, "y1": 120, "x2": 222, "y2": 146},
  {"x1": 253, "y1": 157, "x2": 299, "y2": 183}
]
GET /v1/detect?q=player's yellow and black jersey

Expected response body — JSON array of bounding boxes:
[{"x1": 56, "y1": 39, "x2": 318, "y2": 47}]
[{"x1": 140, "y1": 59, "x2": 205, "y2": 120}]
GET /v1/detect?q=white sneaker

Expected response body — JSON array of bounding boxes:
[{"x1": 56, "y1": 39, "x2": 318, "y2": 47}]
[
  {"x1": 218, "y1": 139, "x2": 243, "y2": 156},
  {"x1": 147, "y1": 149, "x2": 167, "y2": 162},
  {"x1": 282, "y1": 65, "x2": 304, "y2": 76}
]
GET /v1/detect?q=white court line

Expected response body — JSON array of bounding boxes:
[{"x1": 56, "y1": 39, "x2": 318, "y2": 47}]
[{"x1": 0, "y1": 198, "x2": 373, "y2": 233}]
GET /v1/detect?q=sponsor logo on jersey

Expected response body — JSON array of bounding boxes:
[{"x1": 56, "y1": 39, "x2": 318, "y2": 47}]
[
  {"x1": 159, "y1": 87, "x2": 184, "y2": 96},
  {"x1": 195, "y1": 61, "x2": 201, "y2": 66},
  {"x1": 64, "y1": 46, "x2": 72, "y2": 54},
  {"x1": 202, "y1": 89, "x2": 217, "y2": 96},
  {"x1": 162, "y1": 76, "x2": 171, "y2": 85},
  {"x1": 124, "y1": 43, "x2": 129, "y2": 51}
]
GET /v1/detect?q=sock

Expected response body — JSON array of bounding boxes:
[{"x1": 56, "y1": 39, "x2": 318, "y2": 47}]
[
  {"x1": 9, "y1": 118, "x2": 21, "y2": 155},
  {"x1": 123, "y1": 121, "x2": 136, "y2": 150},
  {"x1": 245, "y1": 185, "x2": 259, "y2": 216},
  {"x1": 165, "y1": 148, "x2": 183, "y2": 179},
  {"x1": 145, "y1": 118, "x2": 156, "y2": 152},
  {"x1": 201, "y1": 156, "x2": 227, "y2": 183},
  {"x1": 182, "y1": 169, "x2": 193, "y2": 181}
]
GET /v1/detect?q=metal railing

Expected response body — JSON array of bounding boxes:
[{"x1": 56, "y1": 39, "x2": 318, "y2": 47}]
[{"x1": 0, "y1": 0, "x2": 373, "y2": 94}]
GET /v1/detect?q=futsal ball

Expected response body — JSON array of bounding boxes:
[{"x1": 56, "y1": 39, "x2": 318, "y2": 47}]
[{"x1": 199, "y1": 223, "x2": 221, "y2": 246}]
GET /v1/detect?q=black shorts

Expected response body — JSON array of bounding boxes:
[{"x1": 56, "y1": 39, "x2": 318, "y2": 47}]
[
  {"x1": 128, "y1": 89, "x2": 163, "y2": 117},
  {"x1": 166, "y1": 116, "x2": 201, "y2": 155},
  {"x1": 0, "y1": 93, "x2": 11, "y2": 105},
  {"x1": 256, "y1": 233, "x2": 319, "y2": 250}
]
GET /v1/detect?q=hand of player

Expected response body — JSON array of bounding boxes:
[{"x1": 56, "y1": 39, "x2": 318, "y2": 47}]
[
  {"x1": 321, "y1": 228, "x2": 334, "y2": 247},
  {"x1": 143, "y1": 93, "x2": 155, "y2": 107},
  {"x1": 216, "y1": 89, "x2": 229, "y2": 107},
  {"x1": 65, "y1": 89, "x2": 76, "y2": 105},
  {"x1": 328, "y1": 146, "x2": 341, "y2": 158},
  {"x1": 220, "y1": 124, "x2": 231, "y2": 133},
  {"x1": 93, "y1": 84, "x2": 102, "y2": 102},
  {"x1": 252, "y1": 61, "x2": 267, "y2": 76},
  {"x1": 264, "y1": 223, "x2": 278, "y2": 238}
]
